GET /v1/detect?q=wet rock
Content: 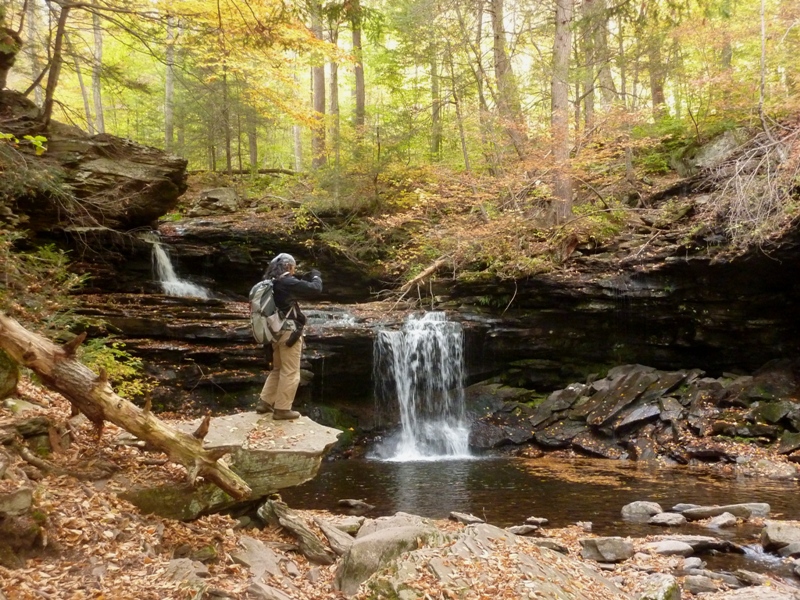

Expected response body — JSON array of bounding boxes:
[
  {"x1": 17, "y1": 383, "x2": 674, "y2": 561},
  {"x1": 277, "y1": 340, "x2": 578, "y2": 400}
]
[
  {"x1": 649, "y1": 513, "x2": 687, "y2": 527},
  {"x1": 681, "y1": 557, "x2": 705, "y2": 571},
  {"x1": 572, "y1": 432, "x2": 625, "y2": 458},
  {"x1": 705, "y1": 512, "x2": 738, "y2": 528},
  {"x1": 642, "y1": 540, "x2": 694, "y2": 557},
  {"x1": 530, "y1": 384, "x2": 587, "y2": 427},
  {"x1": 761, "y1": 520, "x2": 800, "y2": 553},
  {"x1": 505, "y1": 524, "x2": 538, "y2": 536},
  {"x1": 777, "y1": 431, "x2": 800, "y2": 454},
  {"x1": 683, "y1": 574, "x2": 723, "y2": 594},
  {"x1": 534, "y1": 419, "x2": 587, "y2": 448},
  {"x1": 686, "y1": 568, "x2": 741, "y2": 587},
  {"x1": 338, "y1": 499, "x2": 375, "y2": 512},
  {"x1": 737, "y1": 458, "x2": 798, "y2": 480},
  {"x1": 580, "y1": 537, "x2": 635, "y2": 562},
  {"x1": 585, "y1": 370, "x2": 661, "y2": 428},
  {"x1": 525, "y1": 516, "x2": 549, "y2": 526},
  {"x1": 448, "y1": 512, "x2": 484, "y2": 525},
  {"x1": 622, "y1": 501, "x2": 663, "y2": 520},
  {"x1": 750, "y1": 401, "x2": 797, "y2": 425},
  {"x1": 649, "y1": 535, "x2": 744, "y2": 555},
  {"x1": 777, "y1": 543, "x2": 800, "y2": 558},
  {"x1": 680, "y1": 504, "x2": 763, "y2": 521}
]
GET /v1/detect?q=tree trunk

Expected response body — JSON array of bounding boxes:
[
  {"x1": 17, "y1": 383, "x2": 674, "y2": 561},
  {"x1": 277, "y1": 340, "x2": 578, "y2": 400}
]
[
  {"x1": 221, "y1": 72, "x2": 232, "y2": 174},
  {"x1": 648, "y1": 39, "x2": 667, "y2": 119},
  {"x1": 445, "y1": 42, "x2": 470, "y2": 172},
  {"x1": 593, "y1": 0, "x2": 616, "y2": 103},
  {"x1": 329, "y1": 27, "x2": 340, "y2": 168},
  {"x1": 490, "y1": 0, "x2": 526, "y2": 157},
  {"x1": 42, "y1": 5, "x2": 70, "y2": 128},
  {"x1": 581, "y1": 0, "x2": 597, "y2": 130},
  {"x1": 247, "y1": 109, "x2": 258, "y2": 168},
  {"x1": 91, "y1": 2, "x2": 105, "y2": 133},
  {"x1": 164, "y1": 16, "x2": 176, "y2": 152},
  {"x1": 430, "y1": 55, "x2": 441, "y2": 162},
  {"x1": 0, "y1": 314, "x2": 251, "y2": 500},
  {"x1": 26, "y1": 0, "x2": 43, "y2": 105},
  {"x1": 67, "y1": 36, "x2": 94, "y2": 134},
  {"x1": 350, "y1": 0, "x2": 365, "y2": 134},
  {"x1": 310, "y1": 2, "x2": 326, "y2": 169},
  {"x1": 293, "y1": 71, "x2": 303, "y2": 170},
  {"x1": 551, "y1": 0, "x2": 573, "y2": 222}
]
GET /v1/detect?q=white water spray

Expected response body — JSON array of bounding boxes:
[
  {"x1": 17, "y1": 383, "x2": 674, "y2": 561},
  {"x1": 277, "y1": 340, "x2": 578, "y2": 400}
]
[
  {"x1": 372, "y1": 312, "x2": 470, "y2": 461},
  {"x1": 149, "y1": 239, "x2": 211, "y2": 299}
]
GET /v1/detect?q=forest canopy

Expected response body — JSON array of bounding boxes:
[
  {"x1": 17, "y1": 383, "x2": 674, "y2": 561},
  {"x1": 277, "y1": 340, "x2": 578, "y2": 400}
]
[{"x1": 1, "y1": 0, "x2": 800, "y2": 277}]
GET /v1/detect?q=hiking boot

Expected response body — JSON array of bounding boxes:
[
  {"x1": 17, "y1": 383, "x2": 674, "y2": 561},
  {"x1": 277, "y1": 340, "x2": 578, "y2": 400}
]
[
  {"x1": 273, "y1": 409, "x2": 301, "y2": 420},
  {"x1": 255, "y1": 402, "x2": 274, "y2": 414}
]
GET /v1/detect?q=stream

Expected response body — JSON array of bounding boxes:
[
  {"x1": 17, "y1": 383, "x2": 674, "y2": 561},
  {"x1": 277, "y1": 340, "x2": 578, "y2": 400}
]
[{"x1": 279, "y1": 455, "x2": 800, "y2": 580}]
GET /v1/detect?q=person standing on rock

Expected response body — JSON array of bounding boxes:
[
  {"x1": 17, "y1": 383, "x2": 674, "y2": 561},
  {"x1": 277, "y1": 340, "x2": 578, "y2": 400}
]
[{"x1": 255, "y1": 253, "x2": 323, "y2": 420}]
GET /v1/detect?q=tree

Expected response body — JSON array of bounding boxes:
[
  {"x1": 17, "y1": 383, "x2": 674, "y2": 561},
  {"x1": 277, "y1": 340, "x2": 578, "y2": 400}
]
[
  {"x1": 551, "y1": 0, "x2": 573, "y2": 222},
  {"x1": 91, "y1": 0, "x2": 104, "y2": 133},
  {"x1": 490, "y1": 0, "x2": 526, "y2": 158},
  {"x1": 309, "y1": 0, "x2": 327, "y2": 169}
]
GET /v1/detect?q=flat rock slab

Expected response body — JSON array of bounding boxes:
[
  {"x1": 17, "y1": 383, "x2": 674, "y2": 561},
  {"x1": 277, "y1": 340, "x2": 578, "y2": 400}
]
[
  {"x1": 114, "y1": 412, "x2": 341, "y2": 520},
  {"x1": 172, "y1": 412, "x2": 340, "y2": 455}
]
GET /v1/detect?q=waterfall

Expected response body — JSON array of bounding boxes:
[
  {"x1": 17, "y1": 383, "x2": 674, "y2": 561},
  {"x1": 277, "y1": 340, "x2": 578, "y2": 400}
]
[
  {"x1": 150, "y1": 241, "x2": 211, "y2": 299},
  {"x1": 372, "y1": 312, "x2": 470, "y2": 461}
]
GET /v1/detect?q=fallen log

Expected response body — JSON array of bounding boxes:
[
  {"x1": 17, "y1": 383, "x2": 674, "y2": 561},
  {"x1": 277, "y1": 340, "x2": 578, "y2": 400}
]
[
  {"x1": 0, "y1": 313, "x2": 251, "y2": 500},
  {"x1": 258, "y1": 498, "x2": 335, "y2": 565}
]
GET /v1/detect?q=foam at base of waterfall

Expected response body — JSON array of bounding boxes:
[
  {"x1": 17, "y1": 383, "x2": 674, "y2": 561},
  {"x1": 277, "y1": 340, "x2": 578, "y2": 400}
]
[
  {"x1": 370, "y1": 420, "x2": 472, "y2": 462},
  {"x1": 161, "y1": 279, "x2": 211, "y2": 299}
]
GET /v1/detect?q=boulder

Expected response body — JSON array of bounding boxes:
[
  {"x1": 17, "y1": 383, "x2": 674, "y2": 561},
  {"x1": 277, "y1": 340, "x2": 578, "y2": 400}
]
[
  {"x1": 649, "y1": 513, "x2": 687, "y2": 527},
  {"x1": 642, "y1": 540, "x2": 694, "y2": 557},
  {"x1": 681, "y1": 503, "x2": 765, "y2": 521},
  {"x1": 115, "y1": 412, "x2": 340, "y2": 520},
  {"x1": 580, "y1": 537, "x2": 635, "y2": 562},
  {"x1": 761, "y1": 521, "x2": 800, "y2": 553},
  {"x1": 1, "y1": 91, "x2": 187, "y2": 232},
  {"x1": 622, "y1": 501, "x2": 663, "y2": 520},
  {"x1": 334, "y1": 522, "x2": 440, "y2": 596}
]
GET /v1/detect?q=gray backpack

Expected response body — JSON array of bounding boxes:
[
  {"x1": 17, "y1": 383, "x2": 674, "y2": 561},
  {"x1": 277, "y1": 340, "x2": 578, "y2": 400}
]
[{"x1": 249, "y1": 279, "x2": 284, "y2": 344}]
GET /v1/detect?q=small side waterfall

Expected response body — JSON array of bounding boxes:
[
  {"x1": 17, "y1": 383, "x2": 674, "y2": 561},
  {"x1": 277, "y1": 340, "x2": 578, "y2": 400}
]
[
  {"x1": 146, "y1": 236, "x2": 211, "y2": 299},
  {"x1": 372, "y1": 312, "x2": 470, "y2": 461}
]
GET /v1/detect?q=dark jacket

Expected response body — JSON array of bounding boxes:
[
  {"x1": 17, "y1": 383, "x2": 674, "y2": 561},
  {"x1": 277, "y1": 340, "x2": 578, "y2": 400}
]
[{"x1": 272, "y1": 271, "x2": 323, "y2": 326}]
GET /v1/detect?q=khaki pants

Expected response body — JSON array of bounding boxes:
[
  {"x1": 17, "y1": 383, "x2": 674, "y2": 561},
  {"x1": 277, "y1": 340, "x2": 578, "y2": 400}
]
[{"x1": 259, "y1": 332, "x2": 302, "y2": 410}]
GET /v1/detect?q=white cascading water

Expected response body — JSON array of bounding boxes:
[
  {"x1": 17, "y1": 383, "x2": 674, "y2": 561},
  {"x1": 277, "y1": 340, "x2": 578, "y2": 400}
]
[
  {"x1": 151, "y1": 242, "x2": 211, "y2": 299},
  {"x1": 372, "y1": 312, "x2": 471, "y2": 461}
]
